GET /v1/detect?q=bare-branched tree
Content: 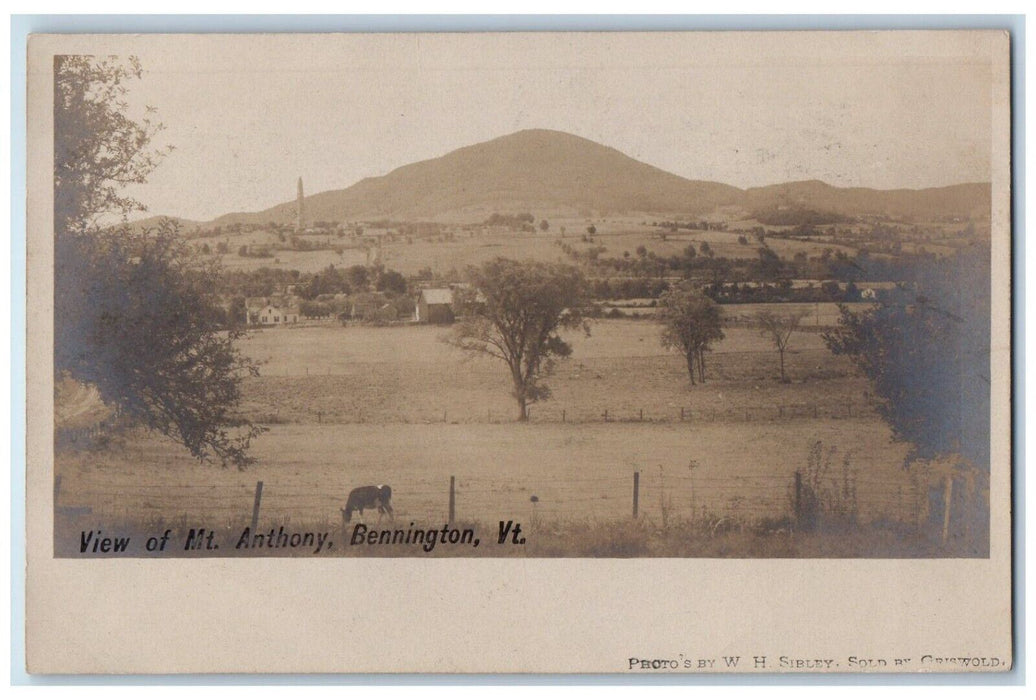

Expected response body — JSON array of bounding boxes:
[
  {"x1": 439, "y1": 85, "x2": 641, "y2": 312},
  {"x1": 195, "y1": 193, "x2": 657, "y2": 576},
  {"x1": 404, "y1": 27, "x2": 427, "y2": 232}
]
[{"x1": 756, "y1": 310, "x2": 809, "y2": 383}]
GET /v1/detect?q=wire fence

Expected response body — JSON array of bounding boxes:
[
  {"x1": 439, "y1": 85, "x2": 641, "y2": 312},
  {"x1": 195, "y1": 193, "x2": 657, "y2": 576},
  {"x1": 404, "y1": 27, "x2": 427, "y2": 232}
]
[
  {"x1": 263, "y1": 399, "x2": 878, "y2": 427},
  {"x1": 56, "y1": 458, "x2": 949, "y2": 535},
  {"x1": 53, "y1": 397, "x2": 877, "y2": 448}
]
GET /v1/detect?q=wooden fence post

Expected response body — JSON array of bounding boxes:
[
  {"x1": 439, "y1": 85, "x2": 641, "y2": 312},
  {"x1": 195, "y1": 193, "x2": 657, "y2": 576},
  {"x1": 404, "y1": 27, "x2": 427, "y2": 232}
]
[
  {"x1": 680, "y1": 407, "x2": 684, "y2": 421},
  {"x1": 250, "y1": 481, "x2": 264, "y2": 532},
  {"x1": 942, "y1": 475, "x2": 953, "y2": 545},
  {"x1": 562, "y1": 409, "x2": 566, "y2": 423},
  {"x1": 448, "y1": 476, "x2": 456, "y2": 523},
  {"x1": 793, "y1": 471, "x2": 802, "y2": 525},
  {"x1": 632, "y1": 471, "x2": 640, "y2": 519},
  {"x1": 604, "y1": 409, "x2": 609, "y2": 422},
  {"x1": 639, "y1": 408, "x2": 643, "y2": 421}
]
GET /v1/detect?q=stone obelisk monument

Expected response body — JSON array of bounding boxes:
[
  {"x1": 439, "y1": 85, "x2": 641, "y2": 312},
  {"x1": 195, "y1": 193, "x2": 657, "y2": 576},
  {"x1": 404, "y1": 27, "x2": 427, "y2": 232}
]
[{"x1": 295, "y1": 177, "x2": 305, "y2": 233}]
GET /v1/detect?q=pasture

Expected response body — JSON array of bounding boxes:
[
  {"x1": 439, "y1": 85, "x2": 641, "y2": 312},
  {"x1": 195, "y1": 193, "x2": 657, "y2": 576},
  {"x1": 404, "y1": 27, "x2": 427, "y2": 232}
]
[
  {"x1": 233, "y1": 320, "x2": 866, "y2": 424},
  {"x1": 217, "y1": 246, "x2": 369, "y2": 273},
  {"x1": 55, "y1": 419, "x2": 914, "y2": 537},
  {"x1": 568, "y1": 227, "x2": 858, "y2": 262},
  {"x1": 605, "y1": 301, "x2": 871, "y2": 328},
  {"x1": 379, "y1": 230, "x2": 572, "y2": 276},
  {"x1": 53, "y1": 317, "x2": 946, "y2": 557},
  {"x1": 186, "y1": 215, "x2": 860, "y2": 276}
]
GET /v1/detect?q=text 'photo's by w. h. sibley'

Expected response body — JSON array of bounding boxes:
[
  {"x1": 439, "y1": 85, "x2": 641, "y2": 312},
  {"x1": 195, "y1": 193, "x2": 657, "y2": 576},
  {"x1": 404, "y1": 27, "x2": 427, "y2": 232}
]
[{"x1": 48, "y1": 33, "x2": 1004, "y2": 561}]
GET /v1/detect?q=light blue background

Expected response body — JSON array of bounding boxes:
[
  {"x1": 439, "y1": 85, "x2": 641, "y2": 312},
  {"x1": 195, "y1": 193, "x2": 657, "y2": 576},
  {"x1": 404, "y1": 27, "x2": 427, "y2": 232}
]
[{"x1": 9, "y1": 13, "x2": 1025, "y2": 686}]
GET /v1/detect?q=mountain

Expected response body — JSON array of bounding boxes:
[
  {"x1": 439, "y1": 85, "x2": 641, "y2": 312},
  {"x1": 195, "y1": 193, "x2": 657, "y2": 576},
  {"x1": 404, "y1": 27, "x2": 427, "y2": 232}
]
[
  {"x1": 743, "y1": 180, "x2": 991, "y2": 222},
  {"x1": 211, "y1": 129, "x2": 743, "y2": 225},
  {"x1": 193, "y1": 129, "x2": 988, "y2": 225}
]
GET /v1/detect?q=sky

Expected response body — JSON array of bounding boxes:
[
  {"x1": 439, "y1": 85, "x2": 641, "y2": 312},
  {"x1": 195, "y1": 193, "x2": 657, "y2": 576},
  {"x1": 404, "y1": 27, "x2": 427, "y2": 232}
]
[{"x1": 99, "y1": 32, "x2": 999, "y2": 222}]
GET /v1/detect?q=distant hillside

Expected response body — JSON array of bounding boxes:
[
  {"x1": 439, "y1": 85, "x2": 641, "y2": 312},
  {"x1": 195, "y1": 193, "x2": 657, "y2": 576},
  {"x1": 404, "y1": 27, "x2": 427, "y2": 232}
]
[
  {"x1": 743, "y1": 180, "x2": 990, "y2": 222},
  {"x1": 120, "y1": 215, "x2": 202, "y2": 234},
  {"x1": 171, "y1": 129, "x2": 989, "y2": 226}
]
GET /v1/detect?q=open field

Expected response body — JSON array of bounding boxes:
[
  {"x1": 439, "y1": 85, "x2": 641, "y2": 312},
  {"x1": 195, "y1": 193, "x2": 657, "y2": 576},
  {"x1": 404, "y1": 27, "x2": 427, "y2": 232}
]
[
  {"x1": 233, "y1": 319, "x2": 867, "y2": 425},
  {"x1": 607, "y1": 302, "x2": 873, "y2": 327},
  {"x1": 56, "y1": 319, "x2": 974, "y2": 556},
  {"x1": 55, "y1": 419, "x2": 915, "y2": 531},
  {"x1": 185, "y1": 215, "x2": 862, "y2": 276},
  {"x1": 217, "y1": 246, "x2": 368, "y2": 273},
  {"x1": 720, "y1": 302, "x2": 871, "y2": 327},
  {"x1": 568, "y1": 227, "x2": 858, "y2": 262},
  {"x1": 380, "y1": 230, "x2": 571, "y2": 275}
]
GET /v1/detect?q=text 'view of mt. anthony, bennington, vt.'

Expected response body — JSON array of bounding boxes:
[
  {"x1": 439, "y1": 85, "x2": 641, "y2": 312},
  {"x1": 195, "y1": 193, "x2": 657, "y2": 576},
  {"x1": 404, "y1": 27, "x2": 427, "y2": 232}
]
[{"x1": 25, "y1": 29, "x2": 1012, "y2": 677}]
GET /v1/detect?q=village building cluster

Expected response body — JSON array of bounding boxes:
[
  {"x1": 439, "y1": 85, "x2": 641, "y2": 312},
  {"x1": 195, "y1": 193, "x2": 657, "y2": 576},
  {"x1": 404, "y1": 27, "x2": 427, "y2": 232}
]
[{"x1": 243, "y1": 286, "x2": 459, "y2": 327}]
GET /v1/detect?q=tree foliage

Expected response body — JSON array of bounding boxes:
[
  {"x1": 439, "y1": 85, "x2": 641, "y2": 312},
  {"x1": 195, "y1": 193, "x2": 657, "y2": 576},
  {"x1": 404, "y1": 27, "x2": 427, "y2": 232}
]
[
  {"x1": 54, "y1": 56, "x2": 171, "y2": 235},
  {"x1": 56, "y1": 222, "x2": 264, "y2": 465},
  {"x1": 54, "y1": 55, "x2": 262, "y2": 467},
  {"x1": 755, "y1": 246, "x2": 783, "y2": 280},
  {"x1": 823, "y1": 246, "x2": 991, "y2": 466},
  {"x1": 448, "y1": 259, "x2": 591, "y2": 421},
  {"x1": 658, "y1": 286, "x2": 724, "y2": 385},
  {"x1": 376, "y1": 268, "x2": 408, "y2": 295}
]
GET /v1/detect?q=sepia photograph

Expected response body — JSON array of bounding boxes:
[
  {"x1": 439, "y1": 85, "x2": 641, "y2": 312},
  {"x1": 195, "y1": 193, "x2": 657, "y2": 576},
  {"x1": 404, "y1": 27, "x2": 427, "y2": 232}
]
[{"x1": 24, "y1": 29, "x2": 1013, "y2": 673}]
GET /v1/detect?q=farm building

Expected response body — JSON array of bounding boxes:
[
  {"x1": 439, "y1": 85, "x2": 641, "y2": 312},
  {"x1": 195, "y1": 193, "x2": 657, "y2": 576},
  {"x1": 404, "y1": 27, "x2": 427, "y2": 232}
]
[
  {"x1": 255, "y1": 304, "x2": 300, "y2": 325},
  {"x1": 246, "y1": 296, "x2": 300, "y2": 325},
  {"x1": 416, "y1": 288, "x2": 455, "y2": 324}
]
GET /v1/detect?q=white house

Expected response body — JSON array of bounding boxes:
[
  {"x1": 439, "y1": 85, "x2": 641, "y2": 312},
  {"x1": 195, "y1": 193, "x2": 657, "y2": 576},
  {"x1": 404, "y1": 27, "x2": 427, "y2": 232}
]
[{"x1": 256, "y1": 304, "x2": 300, "y2": 325}]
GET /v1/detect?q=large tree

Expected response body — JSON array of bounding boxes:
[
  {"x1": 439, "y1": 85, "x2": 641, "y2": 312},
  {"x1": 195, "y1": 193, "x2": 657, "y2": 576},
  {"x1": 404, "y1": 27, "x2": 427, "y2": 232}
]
[
  {"x1": 658, "y1": 287, "x2": 724, "y2": 385},
  {"x1": 54, "y1": 55, "x2": 262, "y2": 467},
  {"x1": 449, "y1": 258, "x2": 590, "y2": 421},
  {"x1": 54, "y1": 56, "x2": 169, "y2": 235},
  {"x1": 823, "y1": 247, "x2": 991, "y2": 466}
]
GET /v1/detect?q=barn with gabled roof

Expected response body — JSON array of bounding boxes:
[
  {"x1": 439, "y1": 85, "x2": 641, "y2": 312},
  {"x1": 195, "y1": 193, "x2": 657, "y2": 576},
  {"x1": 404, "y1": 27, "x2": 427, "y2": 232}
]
[{"x1": 416, "y1": 288, "x2": 455, "y2": 324}]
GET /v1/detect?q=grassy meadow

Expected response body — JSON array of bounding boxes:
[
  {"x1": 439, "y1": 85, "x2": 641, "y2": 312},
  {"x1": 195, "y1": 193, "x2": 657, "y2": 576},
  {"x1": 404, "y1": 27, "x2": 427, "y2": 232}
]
[
  {"x1": 233, "y1": 320, "x2": 866, "y2": 425},
  {"x1": 188, "y1": 215, "x2": 864, "y2": 276},
  {"x1": 51, "y1": 316, "x2": 969, "y2": 557}
]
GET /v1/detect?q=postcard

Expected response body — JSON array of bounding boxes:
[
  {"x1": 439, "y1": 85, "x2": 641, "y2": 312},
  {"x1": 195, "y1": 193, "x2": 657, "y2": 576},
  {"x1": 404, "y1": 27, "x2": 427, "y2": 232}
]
[{"x1": 25, "y1": 30, "x2": 1012, "y2": 673}]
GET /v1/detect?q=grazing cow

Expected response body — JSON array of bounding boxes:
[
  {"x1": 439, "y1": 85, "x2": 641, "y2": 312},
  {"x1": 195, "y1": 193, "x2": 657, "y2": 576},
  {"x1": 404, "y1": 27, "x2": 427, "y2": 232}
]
[{"x1": 341, "y1": 484, "x2": 394, "y2": 524}]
